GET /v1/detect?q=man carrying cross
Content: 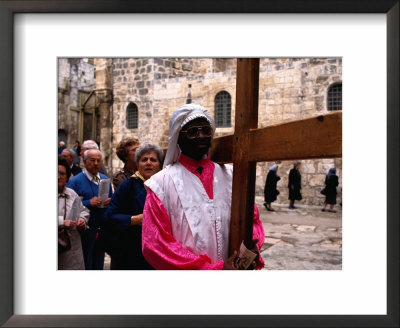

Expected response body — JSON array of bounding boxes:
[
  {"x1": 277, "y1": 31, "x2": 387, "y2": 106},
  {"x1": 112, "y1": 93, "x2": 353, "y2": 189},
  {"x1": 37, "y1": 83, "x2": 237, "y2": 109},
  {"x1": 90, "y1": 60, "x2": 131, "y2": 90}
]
[{"x1": 142, "y1": 104, "x2": 265, "y2": 270}]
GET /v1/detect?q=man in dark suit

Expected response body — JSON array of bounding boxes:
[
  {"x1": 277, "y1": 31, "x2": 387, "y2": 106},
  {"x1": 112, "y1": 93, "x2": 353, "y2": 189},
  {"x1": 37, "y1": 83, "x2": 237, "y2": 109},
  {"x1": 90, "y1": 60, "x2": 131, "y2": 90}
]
[{"x1": 61, "y1": 148, "x2": 82, "y2": 177}]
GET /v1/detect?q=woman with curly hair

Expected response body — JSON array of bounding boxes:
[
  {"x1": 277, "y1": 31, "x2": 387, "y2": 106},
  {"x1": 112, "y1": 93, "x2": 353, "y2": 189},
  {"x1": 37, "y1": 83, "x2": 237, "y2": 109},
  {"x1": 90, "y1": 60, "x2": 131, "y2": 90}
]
[{"x1": 112, "y1": 137, "x2": 139, "y2": 190}]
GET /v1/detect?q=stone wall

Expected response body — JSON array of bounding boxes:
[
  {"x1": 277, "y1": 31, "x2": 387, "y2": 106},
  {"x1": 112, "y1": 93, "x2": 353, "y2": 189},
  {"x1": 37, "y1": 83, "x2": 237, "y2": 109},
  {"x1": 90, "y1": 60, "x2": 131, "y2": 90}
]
[
  {"x1": 58, "y1": 57, "x2": 342, "y2": 205},
  {"x1": 109, "y1": 57, "x2": 342, "y2": 206},
  {"x1": 111, "y1": 58, "x2": 154, "y2": 170},
  {"x1": 58, "y1": 58, "x2": 96, "y2": 148},
  {"x1": 95, "y1": 58, "x2": 113, "y2": 169},
  {"x1": 256, "y1": 58, "x2": 342, "y2": 206}
]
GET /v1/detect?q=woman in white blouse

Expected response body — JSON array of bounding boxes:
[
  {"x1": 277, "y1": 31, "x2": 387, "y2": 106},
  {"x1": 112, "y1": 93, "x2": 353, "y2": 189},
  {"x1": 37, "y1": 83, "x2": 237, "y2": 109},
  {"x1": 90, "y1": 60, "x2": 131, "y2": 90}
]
[{"x1": 58, "y1": 158, "x2": 89, "y2": 270}]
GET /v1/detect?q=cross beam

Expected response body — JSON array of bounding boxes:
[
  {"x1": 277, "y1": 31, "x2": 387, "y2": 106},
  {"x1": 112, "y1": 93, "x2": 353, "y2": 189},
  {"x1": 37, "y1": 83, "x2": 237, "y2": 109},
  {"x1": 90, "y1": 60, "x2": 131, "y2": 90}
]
[
  {"x1": 209, "y1": 58, "x2": 342, "y2": 255},
  {"x1": 211, "y1": 111, "x2": 342, "y2": 163},
  {"x1": 69, "y1": 90, "x2": 99, "y2": 143}
]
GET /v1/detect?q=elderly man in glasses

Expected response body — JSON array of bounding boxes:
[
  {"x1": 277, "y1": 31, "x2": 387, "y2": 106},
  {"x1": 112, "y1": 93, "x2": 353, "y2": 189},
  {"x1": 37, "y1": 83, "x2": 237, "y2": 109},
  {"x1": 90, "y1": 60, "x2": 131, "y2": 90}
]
[{"x1": 142, "y1": 104, "x2": 265, "y2": 270}]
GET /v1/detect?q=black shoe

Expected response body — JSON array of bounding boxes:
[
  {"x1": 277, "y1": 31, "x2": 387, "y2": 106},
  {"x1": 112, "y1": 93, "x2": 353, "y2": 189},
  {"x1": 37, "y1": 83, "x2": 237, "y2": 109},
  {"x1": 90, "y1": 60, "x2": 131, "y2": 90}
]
[{"x1": 321, "y1": 208, "x2": 326, "y2": 212}]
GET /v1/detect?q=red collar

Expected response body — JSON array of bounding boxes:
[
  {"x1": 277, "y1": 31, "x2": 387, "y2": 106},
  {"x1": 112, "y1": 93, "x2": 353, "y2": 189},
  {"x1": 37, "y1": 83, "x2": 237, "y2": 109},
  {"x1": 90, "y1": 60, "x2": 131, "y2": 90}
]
[{"x1": 179, "y1": 154, "x2": 211, "y2": 174}]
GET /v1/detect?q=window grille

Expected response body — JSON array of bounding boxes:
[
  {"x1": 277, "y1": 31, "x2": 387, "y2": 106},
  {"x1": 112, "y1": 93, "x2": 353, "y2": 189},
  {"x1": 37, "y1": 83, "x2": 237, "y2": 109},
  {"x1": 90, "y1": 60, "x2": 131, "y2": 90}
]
[
  {"x1": 214, "y1": 91, "x2": 231, "y2": 127},
  {"x1": 126, "y1": 103, "x2": 138, "y2": 129},
  {"x1": 327, "y1": 83, "x2": 342, "y2": 111}
]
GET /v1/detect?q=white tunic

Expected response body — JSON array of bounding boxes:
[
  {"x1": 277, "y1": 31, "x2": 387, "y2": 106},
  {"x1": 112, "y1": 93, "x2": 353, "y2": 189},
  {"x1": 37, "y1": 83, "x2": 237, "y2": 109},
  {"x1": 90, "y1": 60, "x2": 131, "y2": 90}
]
[{"x1": 145, "y1": 162, "x2": 233, "y2": 263}]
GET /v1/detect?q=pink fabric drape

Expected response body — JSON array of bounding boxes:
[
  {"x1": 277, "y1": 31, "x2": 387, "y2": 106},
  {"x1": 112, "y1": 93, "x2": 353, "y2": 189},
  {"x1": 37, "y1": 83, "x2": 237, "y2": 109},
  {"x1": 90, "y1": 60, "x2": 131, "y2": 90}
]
[{"x1": 142, "y1": 190, "x2": 265, "y2": 270}]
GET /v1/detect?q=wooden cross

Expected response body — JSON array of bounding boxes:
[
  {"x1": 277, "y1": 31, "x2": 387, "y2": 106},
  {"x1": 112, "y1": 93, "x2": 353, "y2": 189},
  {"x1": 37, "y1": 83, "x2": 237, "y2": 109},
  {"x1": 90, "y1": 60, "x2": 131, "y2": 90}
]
[
  {"x1": 70, "y1": 90, "x2": 99, "y2": 143},
  {"x1": 210, "y1": 59, "x2": 342, "y2": 254}
]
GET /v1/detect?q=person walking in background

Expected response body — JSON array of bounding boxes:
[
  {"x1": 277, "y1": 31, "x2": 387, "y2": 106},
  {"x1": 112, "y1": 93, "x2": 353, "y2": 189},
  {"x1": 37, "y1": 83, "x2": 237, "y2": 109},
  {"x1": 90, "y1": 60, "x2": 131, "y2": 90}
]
[
  {"x1": 112, "y1": 137, "x2": 140, "y2": 190},
  {"x1": 288, "y1": 161, "x2": 302, "y2": 209},
  {"x1": 58, "y1": 141, "x2": 66, "y2": 155},
  {"x1": 61, "y1": 148, "x2": 82, "y2": 177},
  {"x1": 263, "y1": 164, "x2": 280, "y2": 211},
  {"x1": 321, "y1": 168, "x2": 339, "y2": 213},
  {"x1": 73, "y1": 140, "x2": 81, "y2": 165}
]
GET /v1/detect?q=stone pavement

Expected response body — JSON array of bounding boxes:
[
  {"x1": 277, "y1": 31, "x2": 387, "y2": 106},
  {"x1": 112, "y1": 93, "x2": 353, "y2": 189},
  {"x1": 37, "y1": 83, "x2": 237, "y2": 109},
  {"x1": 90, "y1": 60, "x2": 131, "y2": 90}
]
[
  {"x1": 258, "y1": 202, "x2": 342, "y2": 270},
  {"x1": 103, "y1": 203, "x2": 342, "y2": 271}
]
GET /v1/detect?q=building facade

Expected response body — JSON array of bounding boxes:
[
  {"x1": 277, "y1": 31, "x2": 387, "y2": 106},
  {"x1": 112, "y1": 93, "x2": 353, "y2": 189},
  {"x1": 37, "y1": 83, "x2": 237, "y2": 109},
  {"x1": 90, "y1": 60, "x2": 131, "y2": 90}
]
[{"x1": 58, "y1": 57, "x2": 342, "y2": 206}]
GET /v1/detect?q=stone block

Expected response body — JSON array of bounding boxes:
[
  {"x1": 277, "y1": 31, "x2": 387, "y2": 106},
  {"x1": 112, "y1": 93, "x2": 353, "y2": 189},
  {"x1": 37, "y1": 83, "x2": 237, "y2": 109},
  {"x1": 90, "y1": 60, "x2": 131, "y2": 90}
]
[
  {"x1": 304, "y1": 101, "x2": 314, "y2": 110},
  {"x1": 172, "y1": 62, "x2": 181, "y2": 69},
  {"x1": 265, "y1": 237, "x2": 281, "y2": 245},
  {"x1": 301, "y1": 163, "x2": 316, "y2": 174},
  {"x1": 314, "y1": 96, "x2": 324, "y2": 111},
  {"x1": 276, "y1": 240, "x2": 294, "y2": 247},
  {"x1": 324, "y1": 65, "x2": 336, "y2": 74},
  {"x1": 308, "y1": 174, "x2": 325, "y2": 187},
  {"x1": 296, "y1": 225, "x2": 316, "y2": 232},
  {"x1": 316, "y1": 75, "x2": 329, "y2": 84}
]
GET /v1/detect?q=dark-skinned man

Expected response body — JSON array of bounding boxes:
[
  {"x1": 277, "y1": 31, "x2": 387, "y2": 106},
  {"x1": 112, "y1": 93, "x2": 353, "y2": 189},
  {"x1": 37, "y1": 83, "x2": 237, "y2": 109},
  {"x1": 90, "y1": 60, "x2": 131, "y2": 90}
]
[{"x1": 142, "y1": 104, "x2": 265, "y2": 270}]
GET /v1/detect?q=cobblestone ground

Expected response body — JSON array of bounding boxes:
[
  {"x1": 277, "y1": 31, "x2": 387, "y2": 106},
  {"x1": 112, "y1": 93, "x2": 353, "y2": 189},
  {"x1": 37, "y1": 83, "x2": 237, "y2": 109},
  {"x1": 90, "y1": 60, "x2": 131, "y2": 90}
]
[
  {"x1": 103, "y1": 203, "x2": 342, "y2": 270},
  {"x1": 258, "y1": 202, "x2": 342, "y2": 270}
]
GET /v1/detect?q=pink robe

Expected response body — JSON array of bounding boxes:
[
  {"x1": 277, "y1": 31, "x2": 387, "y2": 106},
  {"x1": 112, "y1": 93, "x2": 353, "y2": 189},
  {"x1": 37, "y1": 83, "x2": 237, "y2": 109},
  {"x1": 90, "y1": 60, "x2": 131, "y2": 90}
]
[{"x1": 142, "y1": 155, "x2": 265, "y2": 270}]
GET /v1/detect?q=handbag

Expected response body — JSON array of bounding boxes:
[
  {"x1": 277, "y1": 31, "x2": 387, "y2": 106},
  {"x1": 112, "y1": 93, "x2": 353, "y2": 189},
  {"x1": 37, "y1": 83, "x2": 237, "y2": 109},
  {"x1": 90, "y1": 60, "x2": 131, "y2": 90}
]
[
  {"x1": 58, "y1": 195, "x2": 71, "y2": 253},
  {"x1": 58, "y1": 228, "x2": 71, "y2": 253},
  {"x1": 321, "y1": 188, "x2": 327, "y2": 195}
]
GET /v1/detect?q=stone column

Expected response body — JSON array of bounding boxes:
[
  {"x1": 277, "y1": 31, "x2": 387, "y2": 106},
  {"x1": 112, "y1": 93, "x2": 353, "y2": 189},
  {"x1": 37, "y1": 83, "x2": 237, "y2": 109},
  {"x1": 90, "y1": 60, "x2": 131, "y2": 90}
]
[{"x1": 94, "y1": 58, "x2": 113, "y2": 173}]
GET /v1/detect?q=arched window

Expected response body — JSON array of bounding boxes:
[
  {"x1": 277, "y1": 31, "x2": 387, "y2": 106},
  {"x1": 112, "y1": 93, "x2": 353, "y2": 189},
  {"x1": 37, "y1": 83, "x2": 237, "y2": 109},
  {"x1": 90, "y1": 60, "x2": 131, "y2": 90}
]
[
  {"x1": 327, "y1": 83, "x2": 342, "y2": 111},
  {"x1": 126, "y1": 103, "x2": 138, "y2": 129},
  {"x1": 214, "y1": 91, "x2": 231, "y2": 127}
]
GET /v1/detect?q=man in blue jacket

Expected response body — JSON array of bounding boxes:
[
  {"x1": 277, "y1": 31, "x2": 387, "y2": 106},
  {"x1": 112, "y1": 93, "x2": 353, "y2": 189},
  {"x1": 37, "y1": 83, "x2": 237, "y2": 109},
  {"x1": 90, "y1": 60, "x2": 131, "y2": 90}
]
[{"x1": 67, "y1": 149, "x2": 112, "y2": 270}]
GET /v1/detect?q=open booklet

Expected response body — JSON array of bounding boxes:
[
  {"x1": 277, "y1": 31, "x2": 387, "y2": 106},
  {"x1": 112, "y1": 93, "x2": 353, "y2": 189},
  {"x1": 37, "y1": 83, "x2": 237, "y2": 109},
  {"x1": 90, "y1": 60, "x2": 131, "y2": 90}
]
[{"x1": 98, "y1": 179, "x2": 110, "y2": 208}]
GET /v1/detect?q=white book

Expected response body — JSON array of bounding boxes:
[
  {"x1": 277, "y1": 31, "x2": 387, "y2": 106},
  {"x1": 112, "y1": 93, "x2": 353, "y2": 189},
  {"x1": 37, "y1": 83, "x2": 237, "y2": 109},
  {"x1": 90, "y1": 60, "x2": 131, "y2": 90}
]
[{"x1": 98, "y1": 179, "x2": 110, "y2": 208}]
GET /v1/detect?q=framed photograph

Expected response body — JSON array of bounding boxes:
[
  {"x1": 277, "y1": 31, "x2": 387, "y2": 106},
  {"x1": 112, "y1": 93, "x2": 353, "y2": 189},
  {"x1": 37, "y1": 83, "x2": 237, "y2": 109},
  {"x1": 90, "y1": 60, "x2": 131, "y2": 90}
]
[{"x1": 1, "y1": 1, "x2": 398, "y2": 327}]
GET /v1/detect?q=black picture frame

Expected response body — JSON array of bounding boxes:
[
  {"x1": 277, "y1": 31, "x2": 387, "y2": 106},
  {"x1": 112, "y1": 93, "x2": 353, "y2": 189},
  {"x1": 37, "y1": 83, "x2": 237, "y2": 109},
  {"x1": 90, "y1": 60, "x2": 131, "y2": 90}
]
[{"x1": 0, "y1": 1, "x2": 398, "y2": 327}]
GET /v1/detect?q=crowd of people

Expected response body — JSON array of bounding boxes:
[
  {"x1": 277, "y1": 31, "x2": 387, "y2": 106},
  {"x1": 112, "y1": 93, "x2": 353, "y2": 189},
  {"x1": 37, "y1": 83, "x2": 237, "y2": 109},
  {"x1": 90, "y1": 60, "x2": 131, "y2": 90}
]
[
  {"x1": 263, "y1": 161, "x2": 339, "y2": 213},
  {"x1": 58, "y1": 104, "x2": 265, "y2": 270}
]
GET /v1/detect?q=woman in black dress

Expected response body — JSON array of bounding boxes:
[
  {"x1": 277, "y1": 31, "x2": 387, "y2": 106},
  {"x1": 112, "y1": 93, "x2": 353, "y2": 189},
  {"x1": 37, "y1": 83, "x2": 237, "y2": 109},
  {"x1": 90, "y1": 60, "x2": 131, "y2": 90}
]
[
  {"x1": 288, "y1": 161, "x2": 302, "y2": 209},
  {"x1": 263, "y1": 164, "x2": 280, "y2": 211},
  {"x1": 321, "y1": 168, "x2": 339, "y2": 213}
]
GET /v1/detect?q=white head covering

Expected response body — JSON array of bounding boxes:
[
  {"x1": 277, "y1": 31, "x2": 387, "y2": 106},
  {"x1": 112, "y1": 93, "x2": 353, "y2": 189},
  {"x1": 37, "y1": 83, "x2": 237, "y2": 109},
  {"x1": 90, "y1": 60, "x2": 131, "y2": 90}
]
[
  {"x1": 163, "y1": 104, "x2": 215, "y2": 168},
  {"x1": 269, "y1": 164, "x2": 278, "y2": 172}
]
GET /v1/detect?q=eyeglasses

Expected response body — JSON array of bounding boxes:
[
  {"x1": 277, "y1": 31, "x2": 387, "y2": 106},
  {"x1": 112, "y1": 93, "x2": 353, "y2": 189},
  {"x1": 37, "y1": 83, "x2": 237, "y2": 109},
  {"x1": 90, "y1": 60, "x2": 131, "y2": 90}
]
[{"x1": 181, "y1": 125, "x2": 213, "y2": 139}]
